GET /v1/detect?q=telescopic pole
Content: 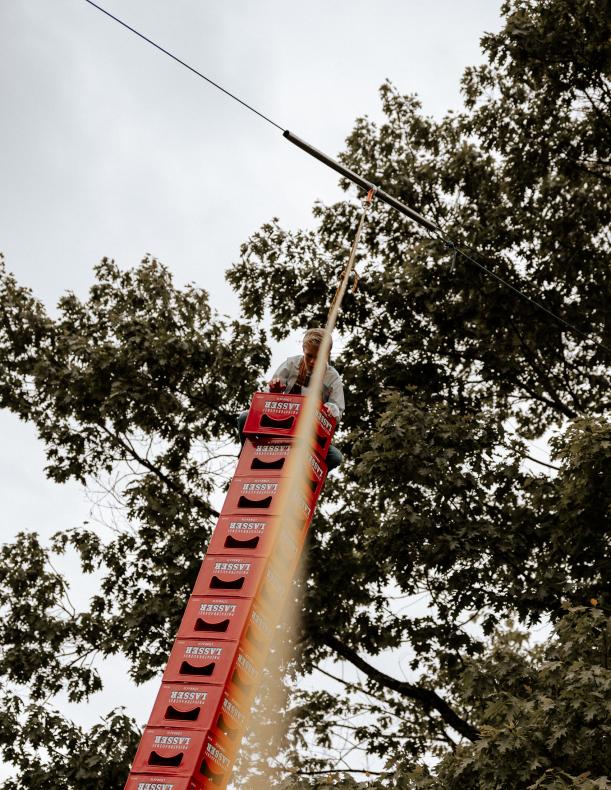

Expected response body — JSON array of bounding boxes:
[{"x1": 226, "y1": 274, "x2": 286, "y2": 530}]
[{"x1": 283, "y1": 129, "x2": 438, "y2": 233}]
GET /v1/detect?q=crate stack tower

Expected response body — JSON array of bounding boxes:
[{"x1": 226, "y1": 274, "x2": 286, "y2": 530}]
[{"x1": 125, "y1": 391, "x2": 336, "y2": 790}]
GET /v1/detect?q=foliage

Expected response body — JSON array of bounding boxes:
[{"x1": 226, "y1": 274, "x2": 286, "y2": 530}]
[
  {"x1": 0, "y1": 698, "x2": 139, "y2": 790},
  {"x1": 0, "y1": 0, "x2": 609, "y2": 786},
  {"x1": 405, "y1": 607, "x2": 611, "y2": 789},
  {"x1": 0, "y1": 256, "x2": 269, "y2": 784}
]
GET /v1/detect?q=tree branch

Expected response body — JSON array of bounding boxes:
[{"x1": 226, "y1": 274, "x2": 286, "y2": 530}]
[
  {"x1": 508, "y1": 320, "x2": 577, "y2": 419},
  {"x1": 320, "y1": 632, "x2": 480, "y2": 742},
  {"x1": 295, "y1": 768, "x2": 389, "y2": 776},
  {"x1": 98, "y1": 423, "x2": 219, "y2": 517},
  {"x1": 522, "y1": 452, "x2": 559, "y2": 471}
]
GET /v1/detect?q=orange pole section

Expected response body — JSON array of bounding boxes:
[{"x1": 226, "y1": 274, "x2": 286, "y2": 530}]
[{"x1": 125, "y1": 391, "x2": 336, "y2": 789}]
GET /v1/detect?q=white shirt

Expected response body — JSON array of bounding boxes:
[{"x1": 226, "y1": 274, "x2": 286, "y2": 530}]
[{"x1": 267, "y1": 355, "x2": 345, "y2": 421}]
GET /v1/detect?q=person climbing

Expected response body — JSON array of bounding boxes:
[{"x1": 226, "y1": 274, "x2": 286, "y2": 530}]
[{"x1": 238, "y1": 328, "x2": 344, "y2": 471}]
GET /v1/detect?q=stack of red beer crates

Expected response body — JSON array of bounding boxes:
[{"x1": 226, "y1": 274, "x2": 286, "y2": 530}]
[{"x1": 125, "y1": 392, "x2": 336, "y2": 790}]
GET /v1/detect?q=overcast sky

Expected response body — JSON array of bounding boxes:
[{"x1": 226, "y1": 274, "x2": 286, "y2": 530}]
[{"x1": 0, "y1": 0, "x2": 503, "y2": 775}]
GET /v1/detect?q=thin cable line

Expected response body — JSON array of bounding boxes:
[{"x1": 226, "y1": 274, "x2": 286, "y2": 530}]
[
  {"x1": 430, "y1": 230, "x2": 611, "y2": 355},
  {"x1": 456, "y1": 243, "x2": 611, "y2": 355},
  {"x1": 83, "y1": 1, "x2": 609, "y2": 357},
  {"x1": 83, "y1": 0, "x2": 285, "y2": 132}
]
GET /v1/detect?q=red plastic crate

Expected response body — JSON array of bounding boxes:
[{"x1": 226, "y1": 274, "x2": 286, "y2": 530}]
[
  {"x1": 230, "y1": 647, "x2": 263, "y2": 701},
  {"x1": 176, "y1": 596, "x2": 249, "y2": 641},
  {"x1": 147, "y1": 683, "x2": 224, "y2": 730},
  {"x1": 198, "y1": 731, "x2": 235, "y2": 788},
  {"x1": 130, "y1": 727, "x2": 208, "y2": 777},
  {"x1": 125, "y1": 775, "x2": 204, "y2": 790},
  {"x1": 163, "y1": 639, "x2": 263, "y2": 702},
  {"x1": 177, "y1": 596, "x2": 273, "y2": 654},
  {"x1": 219, "y1": 475, "x2": 317, "y2": 523},
  {"x1": 214, "y1": 690, "x2": 249, "y2": 744},
  {"x1": 192, "y1": 555, "x2": 268, "y2": 599},
  {"x1": 192, "y1": 555, "x2": 296, "y2": 617},
  {"x1": 257, "y1": 561, "x2": 292, "y2": 613},
  {"x1": 270, "y1": 518, "x2": 303, "y2": 565},
  {"x1": 236, "y1": 438, "x2": 328, "y2": 489},
  {"x1": 145, "y1": 682, "x2": 251, "y2": 746},
  {"x1": 206, "y1": 514, "x2": 303, "y2": 563},
  {"x1": 242, "y1": 598, "x2": 275, "y2": 654},
  {"x1": 242, "y1": 393, "x2": 336, "y2": 457},
  {"x1": 206, "y1": 514, "x2": 277, "y2": 556},
  {"x1": 162, "y1": 639, "x2": 238, "y2": 686},
  {"x1": 130, "y1": 728, "x2": 233, "y2": 788}
]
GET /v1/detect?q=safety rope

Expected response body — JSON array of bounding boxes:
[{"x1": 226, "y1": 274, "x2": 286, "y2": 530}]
[
  {"x1": 326, "y1": 187, "x2": 376, "y2": 324},
  {"x1": 276, "y1": 187, "x2": 376, "y2": 538}
]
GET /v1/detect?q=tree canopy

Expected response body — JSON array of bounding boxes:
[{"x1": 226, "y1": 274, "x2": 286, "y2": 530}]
[{"x1": 0, "y1": 0, "x2": 609, "y2": 787}]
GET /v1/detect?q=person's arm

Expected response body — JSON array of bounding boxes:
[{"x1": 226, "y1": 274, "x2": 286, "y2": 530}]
[
  {"x1": 324, "y1": 369, "x2": 345, "y2": 421},
  {"x1": 263, "y1": 358, "x2": 293, "y2": 392}
]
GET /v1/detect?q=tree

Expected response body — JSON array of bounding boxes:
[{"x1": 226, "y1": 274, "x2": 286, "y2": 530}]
[
  {"x1": 227, "y1": 0, "x2": 611, "y2": 784},
  {"x1": 0, "y1": 0, "x2": 609, "y2": 786},
  {"x1": 0, "y1": 256, "x2": 269, "y2": 786}
]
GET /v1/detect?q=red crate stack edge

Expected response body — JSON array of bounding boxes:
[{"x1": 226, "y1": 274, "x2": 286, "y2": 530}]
[{"x1": 125, "y1": 393, "x2": 335, "y2": 789}]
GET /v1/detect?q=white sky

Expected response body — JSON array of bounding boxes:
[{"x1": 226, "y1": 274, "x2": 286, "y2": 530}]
[{"x1": 0, "y1": 0, "x2": 503, "y2": 779}]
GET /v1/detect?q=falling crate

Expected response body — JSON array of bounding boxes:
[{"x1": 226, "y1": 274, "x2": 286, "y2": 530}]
[{"x1": 125, "y1": 392, "x2": 335, "y2": 788}]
